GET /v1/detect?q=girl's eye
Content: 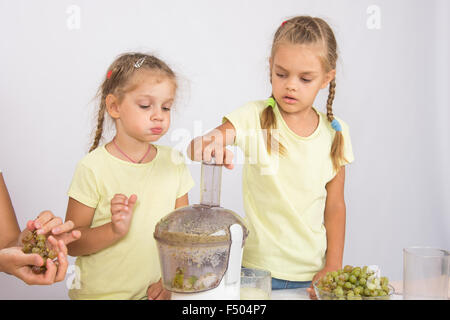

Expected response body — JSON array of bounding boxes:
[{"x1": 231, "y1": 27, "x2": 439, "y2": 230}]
[
  {"x1": 301, "y1": 78, "x2": 312, "y2": 83},
  {"x1": 162, "y1": 107, "x2": 171, "y2": 112},
  {"x1": 276, "y1": 73, "x2": 286, "y2": 78},
  {"x1": 139, "y1": 105, "x2": 150, "y2": 109}
]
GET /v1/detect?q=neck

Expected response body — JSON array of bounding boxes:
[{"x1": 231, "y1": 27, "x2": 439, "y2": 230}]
[
  {"x1": 109, "y1": 133, "x2": 153, "y2": 163},
  {"x1": 279, "y1": 105, "x2": 315, "y2": 123}
]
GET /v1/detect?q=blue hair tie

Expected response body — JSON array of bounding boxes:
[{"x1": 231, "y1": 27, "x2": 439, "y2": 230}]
[
  {"x1": 331, "y1": 119, "x2": 342, "y2": 132},
  {"x1": 266, "y1": 97, "x2": 276, "y2": 108}
]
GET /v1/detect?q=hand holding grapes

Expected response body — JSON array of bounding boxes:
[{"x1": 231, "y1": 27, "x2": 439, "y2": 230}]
[{"x1": 0, "y1": 236, "x2": 69, "y2": 285}]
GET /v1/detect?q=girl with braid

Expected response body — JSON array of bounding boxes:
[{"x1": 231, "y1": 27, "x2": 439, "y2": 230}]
[
  {"x1": 188, "y1": 16, "x2": 354, "y2": 298},
  {"x1": 65, "y1": 53, "x2": 194, "y2": 300}
]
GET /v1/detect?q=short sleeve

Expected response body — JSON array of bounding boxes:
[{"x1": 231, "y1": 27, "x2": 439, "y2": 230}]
[
  {"x1": 174, "y1": 152, "x2": 195, "y2": 199},
  {"x1": 222, "y1": 102, "x2": 261, "y2": 156},
  {"x1": 67, "y1": 161, "x2": 100, "y2": 208},
  {"x1": 339, "y1": 119, "x2": 355, "y2": 166}
]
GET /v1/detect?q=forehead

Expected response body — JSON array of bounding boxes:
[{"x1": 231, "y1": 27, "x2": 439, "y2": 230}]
[
  {"x1": 272, "y1": 43, "x2": 325, "y2": 73},
  {"x1": 126, "y1": 70, "x2": 176, "y2": 97}
]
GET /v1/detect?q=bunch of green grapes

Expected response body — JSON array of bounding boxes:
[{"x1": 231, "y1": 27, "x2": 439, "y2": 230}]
[
  {"x1": 21, "y1": 230, "x2": 58, "y2": 274},
  {"x1": 315, "y1": 265, "x2": 391, "y2": 300}
]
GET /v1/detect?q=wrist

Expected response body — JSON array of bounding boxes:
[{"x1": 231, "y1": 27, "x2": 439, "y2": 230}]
[{"x1": 109, "y1": 222, "x2": 126, "y2": 241}]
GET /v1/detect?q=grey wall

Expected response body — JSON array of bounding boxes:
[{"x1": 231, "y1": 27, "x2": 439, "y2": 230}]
[{"x1": 0, "y1": 0, "x2": 448, "y2": 299}]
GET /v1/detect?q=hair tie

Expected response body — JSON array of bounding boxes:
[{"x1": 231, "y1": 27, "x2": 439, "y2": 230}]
[
  {"x1": 281, "y1": 20, "x2": 288, "y2": 26},
  {"x1": 266, "y1": 97, "x2": 276, "y2": 108},
  {"x1": 331, "y1": 119, "x2": 342, "y2": 132}
]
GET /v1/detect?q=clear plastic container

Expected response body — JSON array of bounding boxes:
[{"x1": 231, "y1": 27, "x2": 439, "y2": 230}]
[{"x1": 154, "y1": 161, "x2": 248, "y2": 293}]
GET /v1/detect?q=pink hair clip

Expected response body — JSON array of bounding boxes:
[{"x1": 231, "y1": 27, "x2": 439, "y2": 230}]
[
  {"x1": 107, "y1": 70, "x2": 112, "y2": 79},
  {"x1": 281, "y1": 20, "x2": 288, "y2": 26}
]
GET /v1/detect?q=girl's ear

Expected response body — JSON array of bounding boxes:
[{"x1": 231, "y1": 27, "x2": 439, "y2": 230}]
[
  {"x1": 321, "y1": 69, "x2": 336, "y2": 89},
  {"x1": 105, "y1": 94, "x2": 120, "y2": 119}
]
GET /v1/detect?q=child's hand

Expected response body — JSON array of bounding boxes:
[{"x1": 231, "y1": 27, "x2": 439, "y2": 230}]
[
  {"x1": 17, "y1": 210, "x2": 81, "y2": 247},
  {"x1": 306, "y1": 265, "x2": 340, "y2": 300},
  {"x1": 190, "y1": 135, "x2": 234, "y2": 169},
  {"x1": 110, "y1": 194, "x2": 137, "y2": 238},
  {"x1": 147, "y1": 278, "x2": 171, "y2": 300}
]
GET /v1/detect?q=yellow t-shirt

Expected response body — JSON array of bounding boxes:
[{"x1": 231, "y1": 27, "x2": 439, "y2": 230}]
[
  {"x1": 67, "y1": 144, "x2": 195, "y2": 299},
  {"x1": 223, "y1": 100, "x2": 354, "y2": 281}
]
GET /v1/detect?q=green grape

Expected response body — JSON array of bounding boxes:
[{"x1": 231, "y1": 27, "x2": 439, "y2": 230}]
[
  {"x1": 48, "y1": 250, "x2": 57, "y2": 260},
  {"x1": 331, "y1": 271, "x2": 338, "y2": 278},
  {"x1": 349, "y1": 275, "x2": 357, "y2": 284},
  {"x1": 36, "y1": 234, "x2": 46, "y2": 242},
  {"x1": 380, "y1": 276, "x2": 389, "y2": 286},
  {"x1": 364, "y1": 288, "x2": 371, "y2": 296},
  {"x1": 343, "y1": 273, "x2": 349, "y2": 281},
  {"x1": 344, "y1": 282, "x2": 352, "y2": 289},
  {"x1": 343, "y1": 265, "x2": 353, "y2": 273},
  {"x1": 31, "y1": 247, "x2": 40, "y2": 254},
  {"x1": 351, "y1": 268, "x2": 361, "y2": 278},
  {"x1": 359, "y1": 278, "x2": 367, "y2": 285},
  {"x1": 353, "y1": 286, "x2": 362, "y2": 295},
  {"x1": 333, "y1": 287, "x2": 344, "y2": 297},
  {"x1": 347, "y1": 290, "x2": 355, "y2": 298}
]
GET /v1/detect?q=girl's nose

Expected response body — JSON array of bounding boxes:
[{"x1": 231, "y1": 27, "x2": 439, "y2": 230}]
[
  {"x1": 150, "y1": 107, "x2": 164, "y2": 121},
  {"x1": 286, "y1": 77, "x2": 297, "y2": 91}
]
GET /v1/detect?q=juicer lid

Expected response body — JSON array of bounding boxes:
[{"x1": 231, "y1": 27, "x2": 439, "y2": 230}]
[{"x1": 153, "y1": 204, "x2": 248, "y2": 246}]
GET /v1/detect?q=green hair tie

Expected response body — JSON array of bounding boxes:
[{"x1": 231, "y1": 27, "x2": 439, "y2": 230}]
[{"x1": 266, "y1": 97, "x2": 276, "y2": 108}]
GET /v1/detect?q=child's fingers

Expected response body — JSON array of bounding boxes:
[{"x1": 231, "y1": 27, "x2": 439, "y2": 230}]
[
  {"x1": 33, "y1": 210, "x2": 55, "y2": 229},
  {"x1": 54, "y1": 245, "x2": 68, "y2": 282},
  {"x1": 147, "y1": 283, "x2": 162, "y2": 300},
  {"x1": 50, "y1": 220, "x2": 75, "y2": 235},
  {"x1": 111, "y1": 194, "x2": 127, "y2": 203},
  {"x1": 36, "y1": 216, "x2": 64, "y2": 235},
  {"x1": 127, "y1": 195, "x2": 137, "y2": 211},
  {"x1": 52, "y1": 230, "x2": 81, "y2": 246},
  {"x1": 111, "y1": 204, "x2": 129, "y2": 215},
  {"x1": 224, "y1": 148, "x2": 234, "y2": 169},
  {"x1": 202, "y1": 143, "x2": 214, "y2": 163},
  {"x1": 26, "y1": 220, "x2": 36, "y2": 231}
]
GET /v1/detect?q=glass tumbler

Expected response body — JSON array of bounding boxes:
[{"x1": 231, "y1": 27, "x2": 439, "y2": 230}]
[
  {"x1": 403, "y1": 247, "x2": 449, "y2": 300},
  {"x1": 240, "y1": 267, "x2": 271, "y2": 300}
]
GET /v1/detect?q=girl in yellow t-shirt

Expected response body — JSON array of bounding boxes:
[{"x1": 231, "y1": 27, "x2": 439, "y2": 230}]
[
  {"x1": 65, "y1": 53, "x2": 194, "y2": 300},
  {"x1": 188, "y1": 16, "x2": 354, "y2": 298}
]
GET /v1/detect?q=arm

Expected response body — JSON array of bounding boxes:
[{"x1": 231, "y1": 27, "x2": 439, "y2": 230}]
[
  {"x1": 187, "y1": 121, "x2": 236, "y2": 169},
  {"x1": 0, "y1": 173, "x2": 20, "y2": 249},
  {"x1": 323, "y1": 166, "x2": 346, "y2": 270},
  {"x1": 307, "y1": 166, "x2": 347, "y2": 299},
  {"x1": 65, "y1": 197, "x2": 121, "y2": 257}
]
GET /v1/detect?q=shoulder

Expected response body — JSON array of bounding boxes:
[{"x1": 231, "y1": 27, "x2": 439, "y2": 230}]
[
  {"x1": 154, "y1": 145, "x2": 187, "y2": 167},
  {"x1": 77, "y1": 145, "x2": 107, "y2": 169},
  {"x1": 316, "y1": 110, "x2": 351, "y2": 135},
  {"x1": 224, "y1": 100, "x2": 269, "y2": 127}
]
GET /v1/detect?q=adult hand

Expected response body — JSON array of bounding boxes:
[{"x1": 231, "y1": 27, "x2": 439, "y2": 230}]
[{"x1": 0, "y1": 238, "x2": 69, "y2": 285}]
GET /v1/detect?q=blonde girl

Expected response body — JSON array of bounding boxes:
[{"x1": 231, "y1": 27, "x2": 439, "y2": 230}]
[
  {"x1": 188, "y1": 16, "x2": 354, "y2": 297},
  {"x1": 65, "y1": 53, "x2": 194, "y2": 300}
]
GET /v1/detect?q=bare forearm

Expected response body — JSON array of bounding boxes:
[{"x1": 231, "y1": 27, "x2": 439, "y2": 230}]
[
  {"x1": 323, "y1": 203, "x2": 346, "y2": 269},
  {"x1": 0, "y1": 174, "x2": 20, "y2": 249},
  {"x1": 67, "y1": 222, "x2": 121, "y2": 257}
]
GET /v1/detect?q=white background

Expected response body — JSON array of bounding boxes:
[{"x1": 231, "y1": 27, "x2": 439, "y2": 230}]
[{"x1": 0, "y1": 0, "x2": 448, "y2": 299}]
